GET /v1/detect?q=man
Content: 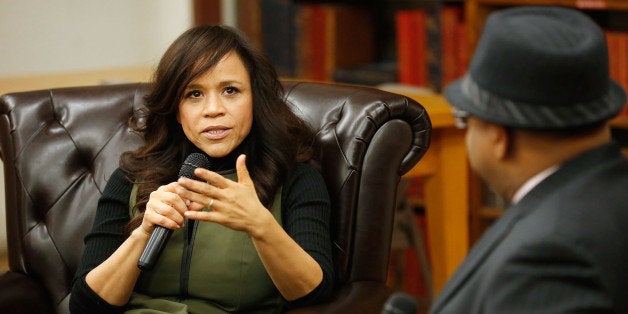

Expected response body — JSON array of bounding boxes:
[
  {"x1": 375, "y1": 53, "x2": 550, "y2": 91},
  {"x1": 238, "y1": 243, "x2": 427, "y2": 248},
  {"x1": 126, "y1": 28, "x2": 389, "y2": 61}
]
[{"x1": 430, "y1": 6, "x2": 628, "y2": 313}]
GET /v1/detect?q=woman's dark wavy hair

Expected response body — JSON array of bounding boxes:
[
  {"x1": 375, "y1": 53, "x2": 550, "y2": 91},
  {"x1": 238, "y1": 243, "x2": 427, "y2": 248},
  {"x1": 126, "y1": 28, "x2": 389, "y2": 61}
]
[{"x1": 122, "y1": 25, "x2": 316, "y2": 230}]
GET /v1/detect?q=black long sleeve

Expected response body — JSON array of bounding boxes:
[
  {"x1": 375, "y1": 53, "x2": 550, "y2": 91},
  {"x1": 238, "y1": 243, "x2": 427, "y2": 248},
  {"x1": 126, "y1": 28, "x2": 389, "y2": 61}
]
[
  {"x1": 70, "y1": 168, "x2": 132, "y2": 314},
  {"x1": 281, "y1": 163, "x2": 334, "y2": 307}
]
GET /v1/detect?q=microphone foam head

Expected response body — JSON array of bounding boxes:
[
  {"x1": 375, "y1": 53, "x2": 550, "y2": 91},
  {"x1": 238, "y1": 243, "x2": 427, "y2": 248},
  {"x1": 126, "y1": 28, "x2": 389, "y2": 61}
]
[
  {"x1": 382, "y1": 292, "x2": 417, "y2": 314},
  {"x1": 179, "y1": 153, "x2": 211, "y2": 180}
]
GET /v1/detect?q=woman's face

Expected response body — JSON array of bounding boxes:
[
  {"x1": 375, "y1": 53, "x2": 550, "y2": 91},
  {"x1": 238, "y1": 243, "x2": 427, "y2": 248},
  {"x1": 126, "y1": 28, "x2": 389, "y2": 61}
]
[{"x1": 178, "y1": 52, "x2": 253, "y2": 158}]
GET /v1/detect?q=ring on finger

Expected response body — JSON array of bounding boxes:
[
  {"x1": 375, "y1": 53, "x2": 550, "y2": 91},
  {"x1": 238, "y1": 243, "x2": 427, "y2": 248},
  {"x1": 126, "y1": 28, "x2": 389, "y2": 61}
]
[{"x1": 209, "y1": 198, "x2": 214, "y2": 210}]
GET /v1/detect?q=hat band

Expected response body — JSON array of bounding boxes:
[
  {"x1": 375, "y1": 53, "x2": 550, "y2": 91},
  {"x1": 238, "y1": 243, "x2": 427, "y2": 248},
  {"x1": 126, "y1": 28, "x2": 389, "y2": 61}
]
[{"x1": 460, "y1": 75, "x2": 620, "y2": 129}]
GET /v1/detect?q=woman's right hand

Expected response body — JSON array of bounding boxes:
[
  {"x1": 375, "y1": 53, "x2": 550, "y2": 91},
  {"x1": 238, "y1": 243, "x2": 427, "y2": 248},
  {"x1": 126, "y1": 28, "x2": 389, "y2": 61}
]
[
  {"x1": 85, "y1": 183, "x2": 189, "y2": 306},
  {"x1": 140, "y1": 182, "x2": 189, "y2": 235}
]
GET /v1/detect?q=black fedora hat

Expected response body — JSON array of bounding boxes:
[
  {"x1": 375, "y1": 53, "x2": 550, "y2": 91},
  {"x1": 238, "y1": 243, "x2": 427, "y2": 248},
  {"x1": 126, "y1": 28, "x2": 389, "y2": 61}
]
[{"x1": 445, "y1": 6, "x2": 626, "y2": 129}]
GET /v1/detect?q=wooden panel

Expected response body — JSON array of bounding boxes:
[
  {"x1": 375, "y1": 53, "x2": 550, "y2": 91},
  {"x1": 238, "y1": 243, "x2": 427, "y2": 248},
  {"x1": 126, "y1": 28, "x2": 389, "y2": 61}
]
[
  {"x1": 0, "y1": 66, "x2": 152, "y2": 95},
  {"x1": 194, "y1": 0, "x2": 221, "y2": 25}
]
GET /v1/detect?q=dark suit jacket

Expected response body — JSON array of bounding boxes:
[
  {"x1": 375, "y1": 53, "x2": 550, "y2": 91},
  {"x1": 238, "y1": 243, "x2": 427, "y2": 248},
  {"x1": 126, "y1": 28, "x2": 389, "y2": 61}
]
[{"x1": 430, "y1": 142, "x2": 628, "y2": 313}]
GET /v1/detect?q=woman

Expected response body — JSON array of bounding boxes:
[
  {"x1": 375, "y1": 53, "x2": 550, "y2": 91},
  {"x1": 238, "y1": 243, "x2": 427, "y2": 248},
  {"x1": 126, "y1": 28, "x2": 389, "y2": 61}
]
[{"x1": 70, "y1": 25, "x2": 333, "y2": 313}]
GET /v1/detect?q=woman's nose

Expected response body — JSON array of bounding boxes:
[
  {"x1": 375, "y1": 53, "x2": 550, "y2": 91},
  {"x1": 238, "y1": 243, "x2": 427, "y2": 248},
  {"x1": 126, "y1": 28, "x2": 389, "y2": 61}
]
[{"x1": 201, "y1": 95, "x2": 224, "y2": 116}]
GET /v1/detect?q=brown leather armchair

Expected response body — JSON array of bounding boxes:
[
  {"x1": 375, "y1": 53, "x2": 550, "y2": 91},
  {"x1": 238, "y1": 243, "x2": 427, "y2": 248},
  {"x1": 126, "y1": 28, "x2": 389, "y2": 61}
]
[{"x1": 0, "y1": 81, "x2": 431, "y2": 313}]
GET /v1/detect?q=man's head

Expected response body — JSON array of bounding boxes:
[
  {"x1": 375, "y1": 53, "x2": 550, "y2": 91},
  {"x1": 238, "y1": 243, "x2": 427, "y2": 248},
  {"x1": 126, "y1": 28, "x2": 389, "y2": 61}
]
[
  {"x1": 445, "y1": 6, "x2": 626, "y2": 130},
  {"x1": 445, "y1": 6, "x2": 626, "y2": 201}
]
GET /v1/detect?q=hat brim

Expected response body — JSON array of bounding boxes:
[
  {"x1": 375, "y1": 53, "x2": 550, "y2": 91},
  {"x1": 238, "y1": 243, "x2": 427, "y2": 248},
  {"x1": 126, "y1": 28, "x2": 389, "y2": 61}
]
[{"x1": 444, "y1": 75, "x2": 627, "y2": 129}]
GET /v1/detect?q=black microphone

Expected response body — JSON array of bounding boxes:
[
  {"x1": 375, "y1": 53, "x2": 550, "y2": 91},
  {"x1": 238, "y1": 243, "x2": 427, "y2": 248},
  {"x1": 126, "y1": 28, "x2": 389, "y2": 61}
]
[
  {"x1": 137, "y1": 153, "x2": 211, "y2": 270},
  {"x1": 381, "y1": 292, "x2": 418, "y2": 314}
]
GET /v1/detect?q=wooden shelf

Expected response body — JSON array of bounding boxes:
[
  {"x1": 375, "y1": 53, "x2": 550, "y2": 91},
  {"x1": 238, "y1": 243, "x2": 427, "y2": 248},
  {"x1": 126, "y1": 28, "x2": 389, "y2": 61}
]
[
  {"x1": 472, "y1": 0, "x2": 628, "y2": 10},
  {"x1": 480, "y1": 207, "x2": 505, "y2": 220},
  {"x1": 379, "y1": 88, "x2": 455, "y2": 129},
  {"x1": 611, "y1": 116, "x2": 628, "y2": 129}
]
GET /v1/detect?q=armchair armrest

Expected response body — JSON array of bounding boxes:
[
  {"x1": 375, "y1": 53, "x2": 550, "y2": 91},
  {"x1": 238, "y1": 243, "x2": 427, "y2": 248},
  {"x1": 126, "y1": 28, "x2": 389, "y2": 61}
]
[
  {"x1": 0, "y1": 271, "x2": 53, "y2": 314},
  {"x1": 287, "y1": 281, "x2": 394, "y2": 313}
]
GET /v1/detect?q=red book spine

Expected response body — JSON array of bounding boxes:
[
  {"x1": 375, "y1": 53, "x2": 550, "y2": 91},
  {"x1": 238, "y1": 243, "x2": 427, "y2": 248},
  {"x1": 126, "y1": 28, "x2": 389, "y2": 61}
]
[
  {"x1": 606, "y1": 31, "x2": 620, "y2": 86},
  {"x1": 455, "y1": 16, "x2": 470, "y2": 79},
  {"x1": 396, "y1": 10, "x2": 427, "y2": 86},
  {"x1": 608, "y1": 30, "x2": 628, "y2": 115},
  {"x1": 440, "y1": 6, "x2": 462, "y2": 88},
  {"x1": 413, "y1": 10, "x2": 428, "y2": 86},
  {"x1": 396, "y1": 10, "x2": 414, "y2": 84},
  {"x1": 619, "y1": 33, "x2": 628, "y2": 115},
  {"x1": 309, "y1": 4, "x2": 328, "y2": 81}
]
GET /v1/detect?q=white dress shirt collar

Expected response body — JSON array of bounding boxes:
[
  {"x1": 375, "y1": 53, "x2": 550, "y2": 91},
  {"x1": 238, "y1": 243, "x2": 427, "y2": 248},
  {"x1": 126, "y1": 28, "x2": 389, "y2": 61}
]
[{"x1": 511, "y1": 165, "x2": 560, "y2": 204}]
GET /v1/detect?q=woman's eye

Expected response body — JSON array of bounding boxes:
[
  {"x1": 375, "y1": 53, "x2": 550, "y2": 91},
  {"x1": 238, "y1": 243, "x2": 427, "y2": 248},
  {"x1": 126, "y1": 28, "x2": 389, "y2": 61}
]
[
  {"x1": 186, "y1": 90, "x2": 202, "y2": 98},
  {"x1": 224, "y1": 86, "x2": 240, "y2": 95}
]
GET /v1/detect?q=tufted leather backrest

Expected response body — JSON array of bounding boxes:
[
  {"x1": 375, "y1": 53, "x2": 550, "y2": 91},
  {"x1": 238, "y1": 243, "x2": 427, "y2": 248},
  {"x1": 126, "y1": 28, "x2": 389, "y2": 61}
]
[
  {"x1": 0, "y1": 84, "x2": 146, "y2": 312},
  {"x1": 0, "y1": 81, "x2": 430, "y2": 313}
]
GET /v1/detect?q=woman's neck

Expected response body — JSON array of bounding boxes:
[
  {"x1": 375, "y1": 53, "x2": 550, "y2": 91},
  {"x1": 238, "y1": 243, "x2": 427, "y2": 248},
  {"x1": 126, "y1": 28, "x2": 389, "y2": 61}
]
[{"x1": 190, "y1": 145, "x2": 243, "y2": 172}]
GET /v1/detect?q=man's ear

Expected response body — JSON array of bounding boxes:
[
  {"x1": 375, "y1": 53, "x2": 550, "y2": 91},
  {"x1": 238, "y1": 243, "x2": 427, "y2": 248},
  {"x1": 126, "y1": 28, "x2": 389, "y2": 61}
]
[
  {"x1": 479, "y1": 120, "x2": 511, "y2": 161},
  {"x1": 492, "y1": 124, "x2": 512, "y2": 160}
]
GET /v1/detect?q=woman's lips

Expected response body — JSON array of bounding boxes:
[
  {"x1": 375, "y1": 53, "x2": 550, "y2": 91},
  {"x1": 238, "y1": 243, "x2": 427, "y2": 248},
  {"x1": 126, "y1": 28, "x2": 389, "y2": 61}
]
[{"x1": 202, "y1": 126, "x2": 230, "y2": 140}]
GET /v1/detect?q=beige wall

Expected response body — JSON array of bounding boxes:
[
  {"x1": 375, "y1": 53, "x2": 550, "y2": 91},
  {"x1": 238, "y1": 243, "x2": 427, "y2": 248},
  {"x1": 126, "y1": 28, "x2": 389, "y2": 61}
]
[{"x1": 0, "y1": 0, "x2": 194, "y2": 254}]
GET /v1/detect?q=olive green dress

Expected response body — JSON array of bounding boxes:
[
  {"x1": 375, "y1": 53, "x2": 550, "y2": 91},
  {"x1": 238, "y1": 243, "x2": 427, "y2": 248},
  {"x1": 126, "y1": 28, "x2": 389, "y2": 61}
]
[{"x1": 126, "y1": 171, "x2": 285, "y2": 313}]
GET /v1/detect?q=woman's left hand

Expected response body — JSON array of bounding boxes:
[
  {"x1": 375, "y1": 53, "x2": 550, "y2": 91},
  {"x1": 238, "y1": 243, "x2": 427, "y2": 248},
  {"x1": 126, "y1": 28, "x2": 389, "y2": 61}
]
[{"x1": 176, "y1": 154, "x2": 274, "y2": 236}]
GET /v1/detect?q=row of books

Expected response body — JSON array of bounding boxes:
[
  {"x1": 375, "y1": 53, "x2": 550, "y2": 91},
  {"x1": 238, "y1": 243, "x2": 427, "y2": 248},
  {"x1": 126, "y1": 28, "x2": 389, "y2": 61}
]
[
  {"x1": 293, "y1": 3, "x2": 376, "y2": 81},
  {"x1": 236, "y1": 0, "x2": 376, "y2": 81},
  {"x1": 395, "y1": 5, "x2": 469, "y2": 92},
  {"x1": 235, "y1": 1, "x2": 473, "y2": 89},
  {"x1": 606, "y1": 30, "x2": 628, "y2": 116}
]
